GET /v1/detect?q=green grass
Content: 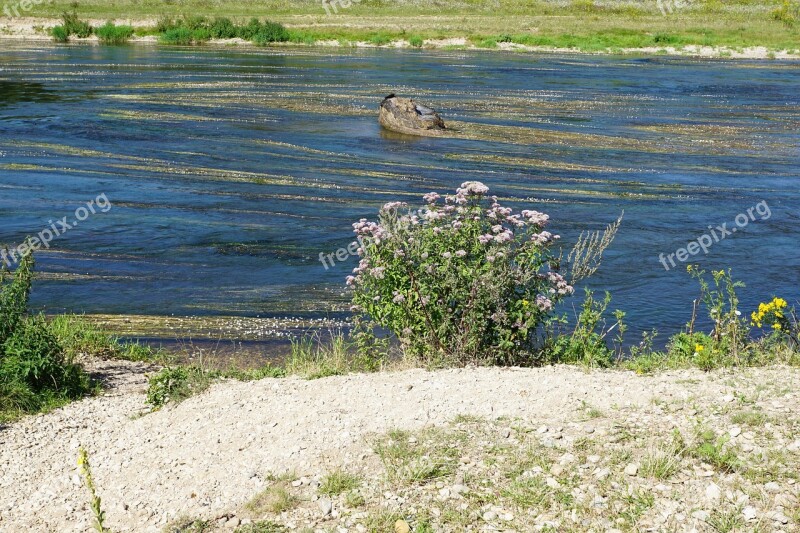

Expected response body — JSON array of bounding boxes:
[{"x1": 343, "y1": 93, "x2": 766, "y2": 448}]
[
  {"x1": 24, "y1": 0, "x2": 800, "y2": 54},
  {"x1": 319, "y1": 469, "x2": 361, "y2": 496},
  {"x1": 246, "y1": 484, "x2": 298, "y2": 515},
  {"x1": 95, "y1": 21, "x2": 134, "y2": 44}
]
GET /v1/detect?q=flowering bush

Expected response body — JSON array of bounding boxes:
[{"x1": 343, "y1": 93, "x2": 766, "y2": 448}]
[
  {"x1": 752, "y1": 297, "x2": 798, "y2": 349},
  {"x1": 347, "y1": 182, "x2": 574, "y2": 366}
]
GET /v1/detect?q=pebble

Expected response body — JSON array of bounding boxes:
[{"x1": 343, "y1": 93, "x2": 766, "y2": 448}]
[
  {"x1": 742, "y1": 506, "x2": 757, "y2": 521},
  {"x1": 318, "y1": 498, "x2": 333, "y2": 517},
  {"x1": 728, "y1": 427, "x2": 742, "y2": 438},
  {"x1": 764, "y1": 482, "x2": 781, "y2": 494},
  {"x1": 394, "y1": 519, "x2": 411, "y2": 533},
  {"x1": 767, "y1": 511, "x2": 790, "y2": 524},
  {"x1": 624, "y1": 464, "x2": 639, "y2": 476},
  {"x1": 691, "y1": 510, "x2": 710, "y2": 521},
  {"x1": 587, "y1": 455, "x2": 601, "y2": 464},
  {"x1": 705, "y1": 483, "x2": 721, "y2": 501},
  {"x1": 482, "y1": 511, "x2": 497, "y2": 521}
]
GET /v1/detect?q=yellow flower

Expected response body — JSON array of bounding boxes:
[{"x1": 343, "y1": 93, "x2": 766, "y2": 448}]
[
  {"x1": 773, "y1": 323, "x2": 782, "y2": 330},
  {"x1": 521, "y1": 299, "x2": 529, "y2": 307},
  {"x1": 695, "y1": 344, "x2": 704, "y2": 352}
]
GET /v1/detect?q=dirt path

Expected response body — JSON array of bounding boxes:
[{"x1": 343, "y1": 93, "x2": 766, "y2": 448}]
[{"x1": 1, "y1": 364, "x2": 798, "y2": 531}]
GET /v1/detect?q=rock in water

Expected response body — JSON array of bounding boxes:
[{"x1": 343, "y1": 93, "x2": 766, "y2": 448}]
[{"x1": 379, "y1": 95, "x2": 445, "y2": 136}]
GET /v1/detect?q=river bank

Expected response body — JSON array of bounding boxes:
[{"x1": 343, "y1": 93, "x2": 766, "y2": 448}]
[
  {"x1": 2, "y1": 5, "x2": 799, "y2": 60},
  {"x1": 1, "y1": 361, "x2": 797, "y2": 531}
]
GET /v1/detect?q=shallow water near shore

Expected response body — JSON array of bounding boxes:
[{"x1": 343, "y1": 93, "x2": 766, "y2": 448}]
[{"x1": 1, "y1": 42, "x2": 798, "y2": 352}]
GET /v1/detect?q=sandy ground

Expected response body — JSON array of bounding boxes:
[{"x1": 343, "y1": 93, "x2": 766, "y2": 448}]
[
  {"x1": 1, "y1": 17, "x2": 798, "y2": 59},
  {"x1": 0, "y1": 362, "x2": 798, "y2": 531}
]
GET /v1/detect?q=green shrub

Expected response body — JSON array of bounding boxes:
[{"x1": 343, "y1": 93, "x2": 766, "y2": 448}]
[
  {"x1": 146, "y1": 366, "x2": 211, "y2": 408},
  {"x1": 182, "y1": 15, "x2": 208, "y2": 31},
  {"x1": 95, "y1": 22, "x2": 134, "y2": 44},
  {"x1": 155, "y1": 15, "x2": 176, "y2": 33},
  {"x1": 368, "y1": 32, "x2": 392, "y2": 46},
  {"x1": 348, "y1": 182, "x2": 577, "y2": 366},
  {"x1": 772, "y1": 0, "x2": 799, "y2": 25},
  {"x1": 408, "y1": 35, "x2": 424, "y2": 47},
  {"x1": 0, "y1": 252, "x2": 92, "y2": 420},
  {"x1": 160, "y1": 27, "x2": 197, "y2": 45},
  {"x1": 548, "y1": 289, "x2": 617, "y2": 367},
  {"x1": 208, "y1": 17, "x2": 238, "y2": 39},
  {"x1": 51, "y1": 25, "x2": 70, "y2": 42},
  {"x1": 61, "y1": 10, "x2": 93, "y2": 38},
  {"x1": 237, "y1": 18, "x2": 264, "y2": 40},
  {"x1": 251, "y1": 21, "x2": 290, "y2": 45}
]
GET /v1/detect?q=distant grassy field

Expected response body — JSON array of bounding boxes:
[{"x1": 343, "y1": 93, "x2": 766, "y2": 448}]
[{"x1": 11, "y1": 0, "x2": 800, "y2": 53}]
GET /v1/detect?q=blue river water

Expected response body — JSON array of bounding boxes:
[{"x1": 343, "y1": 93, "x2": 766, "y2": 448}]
[{"x1": 1, "y1": 42, "x2": 798, "y2": 344}]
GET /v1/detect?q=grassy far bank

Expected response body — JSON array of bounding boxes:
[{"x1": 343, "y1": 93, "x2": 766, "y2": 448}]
[{"x1": 3, "y1": 0, "x2": 799, "y2": 54}]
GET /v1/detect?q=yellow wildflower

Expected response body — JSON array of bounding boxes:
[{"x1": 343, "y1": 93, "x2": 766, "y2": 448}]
[{"x1": 695, "y1": 344, "x2": 704, "y2": 352}]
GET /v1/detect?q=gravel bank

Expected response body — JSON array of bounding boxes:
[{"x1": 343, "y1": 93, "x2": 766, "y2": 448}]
[{"x1": 1, "y1": 363, "x2": 798, "y2": 531}]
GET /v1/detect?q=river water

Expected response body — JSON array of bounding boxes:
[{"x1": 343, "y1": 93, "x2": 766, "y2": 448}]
[{"x1": 1, "y1": 43, "x2": 798, "y2": 345}]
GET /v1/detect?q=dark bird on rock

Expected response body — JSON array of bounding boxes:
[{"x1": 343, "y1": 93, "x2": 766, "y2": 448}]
[{"x1": 384, "y1": 93, "x2": 396, "y2": 100}]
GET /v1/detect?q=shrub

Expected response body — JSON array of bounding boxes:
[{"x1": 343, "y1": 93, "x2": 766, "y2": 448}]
[
  {"x1": 348, "y1": 182, "x2": 575, "y2": 366},
  {"x1": 146, "y1": 365, "x2": 211, "y2": 408},
  {"x1": 155, "y1": 15, "x2": 176, "y2": 33},
  {"x1": 51, "y1": 25, "x2": 69, "y2": 42},
  {"x1": 237, "y1": 18, "x2": 264, "y2": 40},
  {"x1": 160, "y1": 27, "x2": 197, "y2": 45},
  {"x1": 548, "y1": 289, "x2": 617, "y2": 367},
  {"x1": 0, "y1": 252, "x2": 92, "y2": 419},
  {"x1": 61, "y1": 10, "x2": 93, "y2": 38},
  {"x1": 408, "y1": 35, "x2": 424, "y2": 48},
  {"x1": 251, "y1": 21, "x2": 290, "y2": 45},
  {"x1": 208, "y1": 17, "x2": 238, "y2": 39},
  {"x1": 772, "y1": 0, "x2": 799, "y2": 25},
  {"x1": 95, "y1": 22, "x2": 134, "y2": 44}
]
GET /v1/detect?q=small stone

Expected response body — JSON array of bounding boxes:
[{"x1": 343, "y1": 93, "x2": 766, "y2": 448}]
[
  {"x1": 768, "y1": 511, "x2": 790, "y2": 524},
  {"x1": 500, "y1": 512, "x2": 514, "y2": 521},
  {"x1": 318, "y1": 498, "x2": 333, "y2": 517},
  {"x1": 742, "y1": 506, "x2": 757, "y2": 521},
  {"x1": 692, "y1": 510, "x2": 710, "y2": 521},
  {"x1": 764, "y1": 482, "x2": 781, "y2": 494},
  {"x1": 394, "y1": 519, "x2": 411, "y2": 533},
  {"x1": 537, "y1": 425, "x2": 549, "y2": 434},
  {"x1": 550, "y1": 465, "x2": 564, "y2": 476},
  {"x1": 624, "y1": 464, "x2": 639, "y2": 476},
  {"x1": 501, "y1": 428, "x2": 512, "y2": 439},
  {"x1": 482, "y1": 511, "x2": 497, "y2": 521},
  {"x1": 594, "y1": 468, "x2": 610, "y2": 480},
  {"x1": 722, "y1": 394, "x2": 735, "y2": 402},
  {"x1": 291, "y1": 479, "x2": 302, "y2": 487},
  {"x1": 546, "y1": 477, "x2": 560, "y2": 489},
  {"x1": 438, "y1": 488, "x2": 450, "y2": 499},
  {"x1": 585, "y1": 427, "x2": 595, "y2": 434},
  {"x1": 706, "y1": 483, "x2": 721, "y2": 501},
  {"x1": 728, "y1": 427, "x2": 742, "y2": 438},
  {"x1": 451, "y1": 484, "x2": 468, "y2": 495},
  {"x1": 587, "y1": 455, "x2": 601, "y2": 464}
]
